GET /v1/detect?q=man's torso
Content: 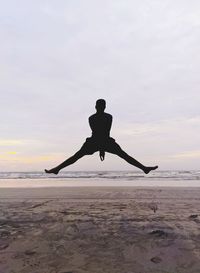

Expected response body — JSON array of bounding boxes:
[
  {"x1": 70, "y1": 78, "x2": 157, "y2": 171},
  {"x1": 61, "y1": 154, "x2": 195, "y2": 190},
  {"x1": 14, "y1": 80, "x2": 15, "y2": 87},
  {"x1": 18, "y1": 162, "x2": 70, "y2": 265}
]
[{"x1": 89, "y1": 112, "x2": 112, "y2": 140}]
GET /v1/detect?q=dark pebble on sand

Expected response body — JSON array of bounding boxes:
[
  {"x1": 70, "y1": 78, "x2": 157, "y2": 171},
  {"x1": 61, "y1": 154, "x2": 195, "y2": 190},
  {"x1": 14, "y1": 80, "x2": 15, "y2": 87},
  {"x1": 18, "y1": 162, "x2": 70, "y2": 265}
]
[
  {"x1": 151, "y1": 256, "x2": 162, "y2": 263},
  {"x1": 149, "y1": 229, "x2": 168, "y2": 237},
  {"x1": 189, "y1": 214, "x2": 198, "y2": 219},
  {"x1": 24, "y1": 250, "x2": 36, "y2": 256},
  {"x1": 0, "y1": 243, "x2": 9, "y2": 250}
]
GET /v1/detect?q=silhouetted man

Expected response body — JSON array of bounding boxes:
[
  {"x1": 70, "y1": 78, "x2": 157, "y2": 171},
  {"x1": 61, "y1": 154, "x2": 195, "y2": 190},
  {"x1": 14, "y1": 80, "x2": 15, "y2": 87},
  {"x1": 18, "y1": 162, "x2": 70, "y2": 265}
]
[{"x1": 45, "y1": 99, "x2": 158, "y2": 174}]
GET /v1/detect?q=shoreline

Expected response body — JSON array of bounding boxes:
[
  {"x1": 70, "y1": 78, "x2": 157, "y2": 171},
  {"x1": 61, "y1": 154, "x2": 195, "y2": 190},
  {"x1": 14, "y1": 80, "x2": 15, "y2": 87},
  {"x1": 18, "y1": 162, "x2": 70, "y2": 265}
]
[{"x1": 0, "y1": 178, "x2": 200, "y2": 188}]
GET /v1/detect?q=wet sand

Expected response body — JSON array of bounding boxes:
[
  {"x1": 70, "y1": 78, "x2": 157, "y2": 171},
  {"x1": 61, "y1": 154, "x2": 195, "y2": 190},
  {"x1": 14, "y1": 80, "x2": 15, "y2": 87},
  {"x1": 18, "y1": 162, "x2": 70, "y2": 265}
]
[{"x1": 0, "y1": 186, "x2": 200, "y2": 273}]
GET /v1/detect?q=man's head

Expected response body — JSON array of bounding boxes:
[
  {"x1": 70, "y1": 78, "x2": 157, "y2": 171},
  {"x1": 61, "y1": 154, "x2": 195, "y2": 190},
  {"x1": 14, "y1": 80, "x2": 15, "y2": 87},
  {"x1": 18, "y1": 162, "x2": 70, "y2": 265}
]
[{"x1": 95, "y1": 99, "x2": 106, "y2": 113}]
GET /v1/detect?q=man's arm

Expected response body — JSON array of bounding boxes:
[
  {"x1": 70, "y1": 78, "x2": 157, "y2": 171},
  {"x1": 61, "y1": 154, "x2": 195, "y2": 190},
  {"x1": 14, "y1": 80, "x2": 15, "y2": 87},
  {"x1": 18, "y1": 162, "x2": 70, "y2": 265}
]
[
  {"x1": 107, "y1": 114, "x2": 113, "y2": 133},
  {"x1": 88, "y1": 116, "x2": 94, "y2": 131}
]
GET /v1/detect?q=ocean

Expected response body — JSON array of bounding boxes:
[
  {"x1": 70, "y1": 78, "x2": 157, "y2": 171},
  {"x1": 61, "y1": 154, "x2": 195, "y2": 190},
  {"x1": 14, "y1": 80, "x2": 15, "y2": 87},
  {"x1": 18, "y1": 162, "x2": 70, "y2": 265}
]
[{"x1": 0, "y1": 170, "x2": 200, "y2": 187}]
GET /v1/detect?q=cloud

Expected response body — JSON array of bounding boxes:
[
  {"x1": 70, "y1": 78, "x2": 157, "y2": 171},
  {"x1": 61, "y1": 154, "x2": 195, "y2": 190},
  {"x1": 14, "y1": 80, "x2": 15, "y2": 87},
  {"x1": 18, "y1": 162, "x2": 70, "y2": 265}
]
[
  {"x1": 0, "y1": 140, "x2": 23, "y2": 146},
  {"x1": 0, "y1": 0, "x2": 200, "y2": 170},
  {"x1": 113, "y1": 116, "x2": 200, "y2": 138},
  {"x1": 0, "y1": 139, "x2": 40, "y2": 147},
  {"x1": 171, "y1": 150, "x2": 200, "y2": 159}
]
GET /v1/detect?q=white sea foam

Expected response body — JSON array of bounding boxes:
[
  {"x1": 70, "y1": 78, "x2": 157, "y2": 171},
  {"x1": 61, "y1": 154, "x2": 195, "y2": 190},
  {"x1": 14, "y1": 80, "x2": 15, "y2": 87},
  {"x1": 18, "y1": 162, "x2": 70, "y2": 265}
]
[{"x1": 0, "y1": 170, "x2": 199, "y2": 187}]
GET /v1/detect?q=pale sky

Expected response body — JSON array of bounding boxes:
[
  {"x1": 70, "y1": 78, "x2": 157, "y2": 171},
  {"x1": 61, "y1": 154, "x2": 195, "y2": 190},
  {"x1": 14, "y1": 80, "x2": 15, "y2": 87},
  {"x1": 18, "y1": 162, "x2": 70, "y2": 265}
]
[{"x1": 0, "y1": 0, "x2": 200, "y2": 171}]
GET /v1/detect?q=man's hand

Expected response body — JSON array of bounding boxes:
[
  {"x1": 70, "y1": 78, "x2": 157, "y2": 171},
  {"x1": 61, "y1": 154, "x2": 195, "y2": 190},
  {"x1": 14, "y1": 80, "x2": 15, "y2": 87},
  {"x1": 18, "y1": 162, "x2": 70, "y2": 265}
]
[{"x1": 99, "y1": 150, "x2": 105, "y2": 161}]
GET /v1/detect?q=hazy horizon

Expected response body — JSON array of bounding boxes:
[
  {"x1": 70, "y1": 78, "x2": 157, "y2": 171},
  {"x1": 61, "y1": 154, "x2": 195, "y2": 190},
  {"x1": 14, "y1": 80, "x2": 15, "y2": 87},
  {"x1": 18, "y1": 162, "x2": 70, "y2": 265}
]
[{"x1": 1, "y1": 0, "x2": 200, "y2": 172}]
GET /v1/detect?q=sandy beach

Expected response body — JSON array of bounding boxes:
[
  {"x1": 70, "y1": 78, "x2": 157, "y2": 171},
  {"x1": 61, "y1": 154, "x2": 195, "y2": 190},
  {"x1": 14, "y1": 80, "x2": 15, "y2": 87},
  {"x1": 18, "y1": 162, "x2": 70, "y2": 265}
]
[{"x1": 0, "y1": 186, "x2": 200, "y2": 273}]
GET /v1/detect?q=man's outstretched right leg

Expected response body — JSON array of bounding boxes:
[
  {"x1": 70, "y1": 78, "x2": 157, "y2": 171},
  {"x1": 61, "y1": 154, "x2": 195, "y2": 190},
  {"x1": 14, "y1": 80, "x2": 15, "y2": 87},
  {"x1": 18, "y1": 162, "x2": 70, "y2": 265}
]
[{"x1": 45, "y1": 149, "x2": 87, "y2": 175}]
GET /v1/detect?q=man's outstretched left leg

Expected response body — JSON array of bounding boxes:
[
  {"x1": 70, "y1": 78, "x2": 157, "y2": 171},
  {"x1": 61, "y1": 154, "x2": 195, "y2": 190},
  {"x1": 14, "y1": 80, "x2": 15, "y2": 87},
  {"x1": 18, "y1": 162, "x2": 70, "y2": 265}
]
[
  {"x1": 106, "y1": 142, "x2": 158, "y2": 174},
  {"x1": 45, "y1": 149, "x2": 87, "y2": 174}
]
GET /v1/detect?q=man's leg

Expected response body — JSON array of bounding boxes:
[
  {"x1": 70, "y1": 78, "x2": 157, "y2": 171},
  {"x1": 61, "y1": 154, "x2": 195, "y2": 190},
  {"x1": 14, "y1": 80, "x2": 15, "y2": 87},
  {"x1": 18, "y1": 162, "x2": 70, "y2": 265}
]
[
  {"x1": 45, "y1": 149, "x2": 88, "y2": 174},
  {"x1": 106, "y1": 142, "x2": 158, "y2": 174}
]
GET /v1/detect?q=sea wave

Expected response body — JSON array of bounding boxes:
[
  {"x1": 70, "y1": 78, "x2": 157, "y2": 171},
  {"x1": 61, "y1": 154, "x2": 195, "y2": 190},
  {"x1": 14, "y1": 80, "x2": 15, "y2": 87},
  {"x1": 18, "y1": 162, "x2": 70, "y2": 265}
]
[{"x1": 0, "y1": 170, "x2": 199, "y2": 181}]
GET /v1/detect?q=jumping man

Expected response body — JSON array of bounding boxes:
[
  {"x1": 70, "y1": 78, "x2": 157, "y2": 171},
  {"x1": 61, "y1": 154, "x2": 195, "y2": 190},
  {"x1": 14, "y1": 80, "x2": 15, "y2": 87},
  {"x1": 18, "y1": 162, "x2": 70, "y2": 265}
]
[{"x1": 45, "y1": 99, "x2": 158, "y2": 174}]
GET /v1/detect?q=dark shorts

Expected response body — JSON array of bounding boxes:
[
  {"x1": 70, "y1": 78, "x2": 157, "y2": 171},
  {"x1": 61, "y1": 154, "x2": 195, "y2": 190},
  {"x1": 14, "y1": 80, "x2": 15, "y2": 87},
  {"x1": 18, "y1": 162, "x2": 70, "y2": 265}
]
[{"x1": 79, "y1": 137, "x2": 122, "y2": 155}]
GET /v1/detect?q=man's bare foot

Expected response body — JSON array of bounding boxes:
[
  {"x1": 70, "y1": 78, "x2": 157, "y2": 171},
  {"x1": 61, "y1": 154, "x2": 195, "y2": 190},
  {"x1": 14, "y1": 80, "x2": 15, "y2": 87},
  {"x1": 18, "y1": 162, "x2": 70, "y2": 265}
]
[
  {"x1": 45, "y1": 168, "x2": 60, "y2": 175},
  {"x1": 143, "y1": 166, "x2": 158, "y2": 174}
]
